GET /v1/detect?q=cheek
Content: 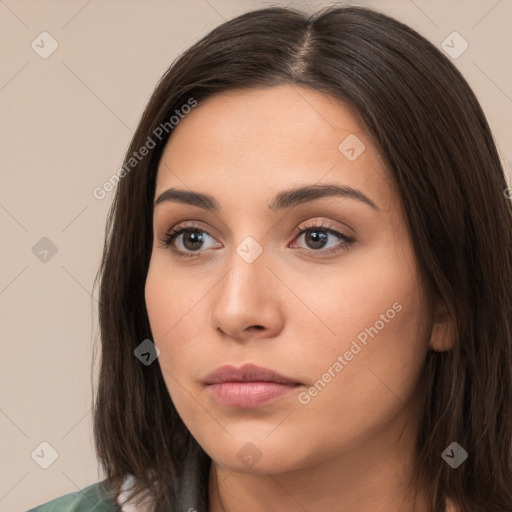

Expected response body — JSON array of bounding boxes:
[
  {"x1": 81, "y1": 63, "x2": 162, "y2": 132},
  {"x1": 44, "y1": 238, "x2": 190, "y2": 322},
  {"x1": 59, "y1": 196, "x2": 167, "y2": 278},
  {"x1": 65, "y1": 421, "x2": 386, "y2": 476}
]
[
  {"x1": 295, "y1": 240, "x2": 429, "y2": 411},
  {"x1": 145, "y1": 264, "x2": 204, "y2": 428},
  {"x1": 295, "y1": 237, "x2": 425, "y2": 356},
  {"x1": 146, "y1": 257, "x2": 203, "y2": 339},
  {"x1": 283, "y1": 282, "x2": 428, "y2": 464},
  {"x1": 144, "y1": 257, "x2": 211, "y2": 381}
]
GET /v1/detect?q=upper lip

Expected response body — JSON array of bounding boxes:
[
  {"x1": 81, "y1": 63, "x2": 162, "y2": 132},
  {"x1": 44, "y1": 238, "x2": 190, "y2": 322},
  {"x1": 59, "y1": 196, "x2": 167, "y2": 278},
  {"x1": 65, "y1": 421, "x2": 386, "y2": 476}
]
[{"x1": 203, "y1": 363, "x2": 300, "y2": 385}]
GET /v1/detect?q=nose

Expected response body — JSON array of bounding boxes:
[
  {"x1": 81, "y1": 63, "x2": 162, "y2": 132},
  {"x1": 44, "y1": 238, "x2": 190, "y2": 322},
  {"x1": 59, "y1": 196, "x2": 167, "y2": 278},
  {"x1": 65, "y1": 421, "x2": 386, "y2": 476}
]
[{"x1": 210, "y1": 245, "x2": 285, "y2": 342}]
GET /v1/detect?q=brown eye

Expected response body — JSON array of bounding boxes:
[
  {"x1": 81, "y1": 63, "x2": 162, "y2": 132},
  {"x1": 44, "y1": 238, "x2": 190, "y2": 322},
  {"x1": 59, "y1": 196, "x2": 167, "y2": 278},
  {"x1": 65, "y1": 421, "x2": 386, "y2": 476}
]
[
  {"x1": 160, "y1": 223, "x2": 221, "y2": 258},
  {"x1": 303, "y1": 229, "x2": 329, "y2": 250},
  {"x1": 179, "y1": 229, "x2": 206, "y2": 251},
  {"x1": 291, "y1": 221, "x2": 355, "y2": 255}
]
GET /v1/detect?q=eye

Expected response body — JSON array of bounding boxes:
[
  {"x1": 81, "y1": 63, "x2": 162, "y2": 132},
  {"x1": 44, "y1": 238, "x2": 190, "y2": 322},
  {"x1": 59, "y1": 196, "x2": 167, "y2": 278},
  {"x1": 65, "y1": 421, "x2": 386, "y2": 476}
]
[
  {"x1": 159, "y1": 222, "x2": 220, "y2": 258},
  {"x1": 290, "y1": 220, "x2": 354, "y2": 255}
]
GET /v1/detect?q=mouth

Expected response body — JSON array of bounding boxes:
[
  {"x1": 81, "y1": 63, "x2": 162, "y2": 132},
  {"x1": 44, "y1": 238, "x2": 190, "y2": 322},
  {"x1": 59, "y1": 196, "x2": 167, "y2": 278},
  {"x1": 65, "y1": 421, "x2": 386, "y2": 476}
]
[
  {"x1": 206, "y1": 381, "x2": 301, "y2": 408},
  {"x1": 203, "y1": 363, "x2": 302, "y2": 408}
]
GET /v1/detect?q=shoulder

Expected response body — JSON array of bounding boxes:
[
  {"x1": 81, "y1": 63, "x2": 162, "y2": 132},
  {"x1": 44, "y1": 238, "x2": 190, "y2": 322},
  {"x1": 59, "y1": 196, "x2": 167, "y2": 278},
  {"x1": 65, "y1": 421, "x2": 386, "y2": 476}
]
[{"x1": 26, "y1": 480, "x2": 121, "y2": 512}]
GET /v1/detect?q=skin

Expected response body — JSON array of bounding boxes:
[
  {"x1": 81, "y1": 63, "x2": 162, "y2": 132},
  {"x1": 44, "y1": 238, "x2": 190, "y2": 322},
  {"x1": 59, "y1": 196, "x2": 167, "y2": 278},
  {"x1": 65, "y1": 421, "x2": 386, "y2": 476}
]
[{"x1": 144, "y1": 85, "x2": 455, "y2": 512}]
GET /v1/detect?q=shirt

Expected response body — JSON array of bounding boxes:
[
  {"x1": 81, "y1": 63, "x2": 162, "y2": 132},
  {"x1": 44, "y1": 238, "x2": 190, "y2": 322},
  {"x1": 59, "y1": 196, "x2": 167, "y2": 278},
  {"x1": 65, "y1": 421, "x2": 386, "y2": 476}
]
[
  {"x1": 26, "y1": 451, "x2": 208, "y2": 512},
  {"x1": 25, "y1": 479, "x2": 123, "y2": 512},
  {"x1": 25, "y1": 475, "x2": 158, "y2": 511}
]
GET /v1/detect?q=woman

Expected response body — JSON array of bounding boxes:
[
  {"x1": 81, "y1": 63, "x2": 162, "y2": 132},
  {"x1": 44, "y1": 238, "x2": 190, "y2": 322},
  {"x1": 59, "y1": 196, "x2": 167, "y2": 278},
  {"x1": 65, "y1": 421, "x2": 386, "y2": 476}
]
[{"x1": 28, "y1": 4, "x2": 512, "y2": 512}]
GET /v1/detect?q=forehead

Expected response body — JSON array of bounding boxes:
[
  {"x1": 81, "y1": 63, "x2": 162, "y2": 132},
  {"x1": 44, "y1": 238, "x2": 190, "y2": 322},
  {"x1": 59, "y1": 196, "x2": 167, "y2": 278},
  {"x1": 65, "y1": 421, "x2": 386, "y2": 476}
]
[{"x1": 156, "y1": 85, "x2": 395, "y2": 213}]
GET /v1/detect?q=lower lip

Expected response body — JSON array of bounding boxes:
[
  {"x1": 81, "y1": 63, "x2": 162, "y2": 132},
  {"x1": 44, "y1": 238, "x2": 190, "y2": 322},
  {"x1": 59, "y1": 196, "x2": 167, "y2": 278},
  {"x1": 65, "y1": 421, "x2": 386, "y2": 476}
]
[{"x1": 207, "y1": 382, "x2": 300, "y2": 408}]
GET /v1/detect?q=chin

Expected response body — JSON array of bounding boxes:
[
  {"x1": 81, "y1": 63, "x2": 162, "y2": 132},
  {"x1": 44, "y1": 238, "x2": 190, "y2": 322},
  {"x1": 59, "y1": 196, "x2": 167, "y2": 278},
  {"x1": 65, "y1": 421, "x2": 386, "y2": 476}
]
[{"x1": 202, "y1": 434, "x2": 316, "y2": 475}]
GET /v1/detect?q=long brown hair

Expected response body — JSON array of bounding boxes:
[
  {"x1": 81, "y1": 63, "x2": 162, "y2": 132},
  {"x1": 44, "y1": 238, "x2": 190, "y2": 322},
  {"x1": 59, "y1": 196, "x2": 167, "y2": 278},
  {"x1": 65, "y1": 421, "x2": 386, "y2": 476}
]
[{"x1": 92, "y1": 5, "x2": 512, "y2": 511}]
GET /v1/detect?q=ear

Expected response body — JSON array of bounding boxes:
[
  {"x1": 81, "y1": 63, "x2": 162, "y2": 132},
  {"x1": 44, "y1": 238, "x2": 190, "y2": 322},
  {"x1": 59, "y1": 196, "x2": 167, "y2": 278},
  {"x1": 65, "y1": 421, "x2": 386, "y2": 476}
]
[{"x1": 428, "y1": 300, "x2": 456, "y2": 352}]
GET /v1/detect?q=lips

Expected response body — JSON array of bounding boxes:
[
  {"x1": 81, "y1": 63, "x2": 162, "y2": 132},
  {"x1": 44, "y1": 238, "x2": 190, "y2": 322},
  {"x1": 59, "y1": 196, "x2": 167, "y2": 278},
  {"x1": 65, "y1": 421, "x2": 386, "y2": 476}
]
[
  {"x1": 203, "y1": 363, "x2": 302, "y2": 408},
  {"x1": 203, "y1": 363, "x2": 301, "y2": 385}
]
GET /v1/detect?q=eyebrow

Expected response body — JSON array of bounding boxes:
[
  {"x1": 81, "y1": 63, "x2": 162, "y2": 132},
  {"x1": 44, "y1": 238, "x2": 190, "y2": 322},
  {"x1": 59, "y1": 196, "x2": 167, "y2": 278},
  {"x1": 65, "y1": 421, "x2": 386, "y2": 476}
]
[{"x1": 154, "y1": 183, "x2": 380, "y2": 212}]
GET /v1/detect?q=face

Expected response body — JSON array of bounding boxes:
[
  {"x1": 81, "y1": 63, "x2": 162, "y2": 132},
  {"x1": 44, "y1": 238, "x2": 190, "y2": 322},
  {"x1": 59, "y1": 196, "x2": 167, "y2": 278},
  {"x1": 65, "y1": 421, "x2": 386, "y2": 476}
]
[{"x1": 145, "y1": 85, "x2": 449, "y2": 474}]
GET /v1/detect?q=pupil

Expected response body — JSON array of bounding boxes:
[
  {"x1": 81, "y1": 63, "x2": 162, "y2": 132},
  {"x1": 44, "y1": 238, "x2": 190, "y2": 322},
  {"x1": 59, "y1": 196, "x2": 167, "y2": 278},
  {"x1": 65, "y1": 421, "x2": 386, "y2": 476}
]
[
  {"x1": 184, "y1": 230, "x2": 204, "y2": 250},
  {"x1": 306, "y1": 230, "x2": 327, "y2": 249}
]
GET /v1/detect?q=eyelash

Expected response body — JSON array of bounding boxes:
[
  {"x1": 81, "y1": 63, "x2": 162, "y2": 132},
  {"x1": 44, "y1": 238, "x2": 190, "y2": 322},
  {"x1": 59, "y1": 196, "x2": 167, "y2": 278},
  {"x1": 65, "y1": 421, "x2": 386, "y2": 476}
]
[{"x1": 159, "y1": 220, "x2": 355, "y2": 259}]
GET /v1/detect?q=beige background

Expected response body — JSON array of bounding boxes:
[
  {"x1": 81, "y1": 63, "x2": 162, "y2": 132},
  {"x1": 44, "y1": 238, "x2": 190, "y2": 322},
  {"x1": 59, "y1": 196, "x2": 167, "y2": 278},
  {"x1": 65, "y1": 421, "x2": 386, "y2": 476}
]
[{"x1": 0, "y1": 0, "x2": 510, "y2": 510}]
